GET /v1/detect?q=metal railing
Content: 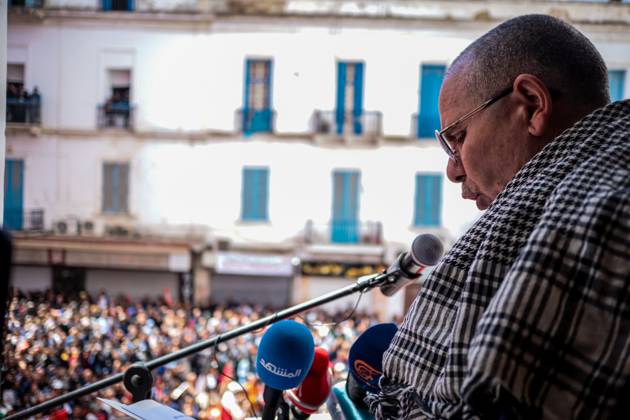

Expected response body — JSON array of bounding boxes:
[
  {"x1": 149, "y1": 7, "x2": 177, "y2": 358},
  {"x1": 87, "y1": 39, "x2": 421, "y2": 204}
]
[
  {"x1": 6, "y1": 97, "x2": 41, "y2": 124},
  {"x1": 304, "y1": 220, "x2": 383, "y2": 245},
  {"x1": 97, "y1": 102, "x2": 134, "y2": 130},
  {"x1": 8, "y1": 0, "x2": 43, "y2": 8},
  {"x1": 236, "y1": 108, "x2": 276, "y2": 134},
  {"x1": 2, "y1": 208, "x2": 45, "y2": 231},
  {"x1": 312, "y1": 110, "x2": 382, "y2": 139}
]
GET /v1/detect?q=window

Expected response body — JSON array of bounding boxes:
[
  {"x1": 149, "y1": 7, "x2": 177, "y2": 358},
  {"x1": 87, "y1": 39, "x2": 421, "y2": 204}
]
[
  {"x1": 243, "y1": 59, "x2": 273, "y2": 134},
  {"x1": 102, "y1": 0, "x2": 134, "y2": 11},
  {"x1": 414, "y1": 174, "x2": 442, "y2": 227},
  {"x1": 3, "y1": 160, "x2": 24, "y2": 230},
  {"x1": 335, "y1": 62, "x2": 364, "y2": 135},
  {"x1": 609, "y1": 70, "x2": 626, "y2": 101},
  {"x1": 6, "y1": 64, "x2": 39, "y2": 124},
  {"x1": 102, "y1": 163, "x2": 129, "y2": 214},
  {"x1": 331, "y1": 170, "x2": 361, "y2": 243},
  {"x1": 100, "y1": 69, "x2": 132, "y2": 129},
  {"x1": 418, "y1": 64, "x2": 446, "y2": 138},
  {"x1": 241, "y1": 167, "x2": 269, "y2": 221}
]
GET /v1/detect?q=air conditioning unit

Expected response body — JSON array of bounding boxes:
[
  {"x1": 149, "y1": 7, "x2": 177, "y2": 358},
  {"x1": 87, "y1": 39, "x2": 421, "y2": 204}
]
[
  {"x1": 82, "y1": 220, "x2": 95, "y2": 235},
  {"x1": 54, "y1": 219, "x2": 81, "y2": 235}
]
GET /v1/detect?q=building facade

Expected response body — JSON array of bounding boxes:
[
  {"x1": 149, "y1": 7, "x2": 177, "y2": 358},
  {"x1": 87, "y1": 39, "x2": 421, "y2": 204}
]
[{"x1": 4, "y1": 0, "x2": 630, "y2": 319}]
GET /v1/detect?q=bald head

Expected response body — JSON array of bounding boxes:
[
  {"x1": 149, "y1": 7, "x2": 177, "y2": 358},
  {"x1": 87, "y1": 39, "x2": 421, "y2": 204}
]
[{"x1": 448, "y1": 14, "x2": 610, "y2": 112}]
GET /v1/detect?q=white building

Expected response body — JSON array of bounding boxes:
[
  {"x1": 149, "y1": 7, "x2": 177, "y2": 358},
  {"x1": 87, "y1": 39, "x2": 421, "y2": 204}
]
[{"x1": 4, "y1": 0, "x2": 630, "y2": 319}]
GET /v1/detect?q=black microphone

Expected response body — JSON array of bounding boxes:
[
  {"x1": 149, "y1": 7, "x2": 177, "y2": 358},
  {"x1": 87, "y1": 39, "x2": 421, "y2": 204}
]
[{"x1": 379, "y1": 233, "x2": 443, "y2": 297}]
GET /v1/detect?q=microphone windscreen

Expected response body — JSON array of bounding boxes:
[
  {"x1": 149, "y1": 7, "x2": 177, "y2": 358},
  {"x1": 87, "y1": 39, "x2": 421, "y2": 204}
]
[
  {"x1": 256, "y1": 320, "x2": 315, "y2": 390},
  {"x1": 348, "y1": 323, "x2": 398, "y2": 393},
  {"x1": 411, "y1": 233, "x2": 444, "y2": 266},
  {"x1": 285, "y1": 347, "x2": 332, "y2": 414}
]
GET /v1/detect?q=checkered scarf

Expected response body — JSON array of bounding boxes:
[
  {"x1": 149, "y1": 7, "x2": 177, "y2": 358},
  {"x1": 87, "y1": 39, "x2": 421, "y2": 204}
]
[{"x1": 367, "y1": 100, "x2": 630, "y2": 419}]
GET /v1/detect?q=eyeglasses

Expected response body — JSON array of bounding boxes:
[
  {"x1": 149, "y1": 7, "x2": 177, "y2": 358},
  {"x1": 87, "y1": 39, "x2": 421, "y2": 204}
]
[{"x1": 435, "y1": 86, "x2": 513, "y2": 162}]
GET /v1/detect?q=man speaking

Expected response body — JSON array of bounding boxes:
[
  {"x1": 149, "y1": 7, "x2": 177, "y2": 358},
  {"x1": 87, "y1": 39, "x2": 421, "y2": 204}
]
[{"x1": 368, "y1": 14, "x2": 630, "y2": 419}]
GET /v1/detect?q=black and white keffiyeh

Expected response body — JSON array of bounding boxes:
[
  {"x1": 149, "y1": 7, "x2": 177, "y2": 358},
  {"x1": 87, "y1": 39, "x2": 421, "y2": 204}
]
[{"x1": 367, "y1": 100, "x2": 630, "y2": 419}]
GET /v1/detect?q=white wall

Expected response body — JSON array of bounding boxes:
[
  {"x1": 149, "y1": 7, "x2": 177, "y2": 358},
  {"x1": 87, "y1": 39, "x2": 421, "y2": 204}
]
[
  {"x1": 6, "y1": 12, "x2": 630, "y2": 246},
  {"x1": 6, "y1": 134, "x2": 482, "y2": 245},
  {"x1": 0, "y1": 22, "x2": 495, "y2": 134}
]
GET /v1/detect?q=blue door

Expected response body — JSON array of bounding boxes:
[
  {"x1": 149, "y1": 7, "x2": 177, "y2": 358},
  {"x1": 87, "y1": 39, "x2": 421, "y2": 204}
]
[
  {"x1": 331, "y1": 170, "x2": 360, "y2": 243},
  {"x1": 414, "y1": 174, "x2": 442, "y2": 227},
  {"x1": 3, "y1": 160, "x2": 24, "y2": 230},
  {"x1": 418, "y1": 64, "x2": 446, "y2": 138},
  {"x1": 609, "y1": 70, "x2": 626, "y2": 102},
  {"x1": 243, "y1": 59, "x2": 273, "y2": 134},
  {"x1": 335, "y1": 62, "x2": 364, "y2": 135}
]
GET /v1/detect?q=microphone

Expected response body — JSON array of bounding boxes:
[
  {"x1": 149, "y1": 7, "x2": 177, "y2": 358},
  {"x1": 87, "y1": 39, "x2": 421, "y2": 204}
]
[
  {"x1": 285, "y1": 347, "x2": 333, "y2": 418},
  {"x1": 346, "y1": 323, "x2": 398, "y2": 408},
  {"x1": 256, "y1": 320, "x2": 315, "y2": 420},
  {"x1": 379, "y1": 233, "x2": 443, "y2": 297}
]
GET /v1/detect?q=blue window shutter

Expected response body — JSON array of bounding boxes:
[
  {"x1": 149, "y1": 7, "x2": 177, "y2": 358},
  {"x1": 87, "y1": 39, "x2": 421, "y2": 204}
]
[
  {"x1": 353, "y1": 62, "x2": 364, "y2": 135},
  {"x1": 414, "y1": 174, "x2": 442, "y2": 227},
  {"x1": 418, "y1": 64, "x2": 446, "y2": 138},
  {"x1": 111, "y1": 164, "x2": 120, "y2": 212},
  {"x1": 128, "y1": 0, "x2": 135, "y2": 11},
  {"x1": 242, "y1": 168, "x2": 269, "y2": 221},
  {"x1": 335, "y1": 62, "x2": 347, "y2": 135},
  {"x1": 609, "y1": 70, "x2": 626, "y2": 102},
  {"x1": 102, "y1": 0, "x2": 112, "y2": 11},
  {"x1": 266, "y1": 59, "x2": 273, "y2": 111},
  {"x1": 3, "y1": 160, "x2": 24, "y2": 230},
  {"x1": 243, "y1": 59, "x2": 252, "y2": 133},
  {"x1": 332, "y1": 170, "x2": 360, "y2": 243}
]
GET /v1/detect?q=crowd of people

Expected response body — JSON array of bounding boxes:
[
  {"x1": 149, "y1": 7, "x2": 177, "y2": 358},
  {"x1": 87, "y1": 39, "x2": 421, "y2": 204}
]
[{"x1": 2, "y1": 289, "x2": 382, "y2": 419}]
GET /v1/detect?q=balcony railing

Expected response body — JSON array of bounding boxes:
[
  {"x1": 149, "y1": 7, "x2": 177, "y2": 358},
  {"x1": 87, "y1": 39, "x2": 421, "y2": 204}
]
[
  {"x1": 8, "y1": 0, "x2": 43, "y2": 8},
  {"x1": 2, "y1": 208, "x2": 45, "y2": 231},
  {"x1": 304, "y1": 220, "x2": 383, "y2": 245},
  {"x1": 98, "y1": 102, "x2": 134, "y2": 130},
  {"x1": 313, "y1": 110, "x2": 382, "y2": 140},
  {"x1": 412, "y1": 112, "x2": 441, "y2": 139},
  {"x1": 237, "y1": 108, "x2": 275, "y2": 134},
  {"x1": 6, "y1": 97, "x2": 41, "y2": 124}
]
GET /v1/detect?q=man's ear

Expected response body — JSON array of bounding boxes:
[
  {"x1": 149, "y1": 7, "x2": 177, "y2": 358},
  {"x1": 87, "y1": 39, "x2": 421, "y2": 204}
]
[{"x1": 512, "y1": 74, "x2": 553, "y2": 137}]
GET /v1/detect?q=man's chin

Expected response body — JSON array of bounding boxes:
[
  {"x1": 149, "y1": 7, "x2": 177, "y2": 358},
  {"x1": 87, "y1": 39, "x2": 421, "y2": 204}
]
[{"x1": 475, "y1": 195, "x2": 492, "y2": 210}]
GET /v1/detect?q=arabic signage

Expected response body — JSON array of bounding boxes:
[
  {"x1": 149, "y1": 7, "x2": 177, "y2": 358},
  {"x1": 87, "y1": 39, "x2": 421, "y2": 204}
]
[
  {"x1": 301, "y1": 262, "x2": 386, "y2": 278},
  {"x1": 215, "y1": 252, "x2": 295, "y2": 277}
]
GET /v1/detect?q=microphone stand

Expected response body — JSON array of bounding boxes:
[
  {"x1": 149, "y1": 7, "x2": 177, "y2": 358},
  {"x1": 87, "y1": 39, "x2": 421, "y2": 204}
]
[{"x1": 7, "y1": 273, "x2": 390, "y2": 420}]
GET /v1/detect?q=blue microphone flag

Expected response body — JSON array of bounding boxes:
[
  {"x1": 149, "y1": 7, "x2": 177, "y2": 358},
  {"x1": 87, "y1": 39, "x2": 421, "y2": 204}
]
[
  {"x1": 256, "y1": 320, "x2": 315, "y2": 390},
  {"x1": 348, "y1": 323, "x2": 398, "y2": 393}
]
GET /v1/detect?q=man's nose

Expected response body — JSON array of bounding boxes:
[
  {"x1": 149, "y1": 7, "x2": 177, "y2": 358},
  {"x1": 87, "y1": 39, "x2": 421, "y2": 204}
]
[{"x1": 446, "y1": 157, "x2": 466, "y2": 183}]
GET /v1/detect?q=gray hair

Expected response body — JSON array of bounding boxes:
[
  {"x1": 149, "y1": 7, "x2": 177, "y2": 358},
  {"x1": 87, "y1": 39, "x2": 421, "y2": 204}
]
[{"x1": 449, "y1": 14, "x2": 610, "y2": 107}]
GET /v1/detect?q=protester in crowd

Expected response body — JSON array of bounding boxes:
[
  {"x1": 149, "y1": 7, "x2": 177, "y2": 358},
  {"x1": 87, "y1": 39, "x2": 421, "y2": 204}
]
[{"x1": 2, "y1": 289, "x2": 379, "y2": 418}]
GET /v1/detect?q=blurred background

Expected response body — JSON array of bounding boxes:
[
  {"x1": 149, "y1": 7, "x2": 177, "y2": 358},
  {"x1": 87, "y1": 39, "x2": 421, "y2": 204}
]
[{"x1": 1, "y1": 0, "x2": 629, "y2": 418}]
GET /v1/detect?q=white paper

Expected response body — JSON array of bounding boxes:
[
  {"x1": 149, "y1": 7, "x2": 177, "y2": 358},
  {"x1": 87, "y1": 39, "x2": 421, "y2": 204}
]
[{"x1": 98, "y1": 398, "x2": 195, "y2": 420}]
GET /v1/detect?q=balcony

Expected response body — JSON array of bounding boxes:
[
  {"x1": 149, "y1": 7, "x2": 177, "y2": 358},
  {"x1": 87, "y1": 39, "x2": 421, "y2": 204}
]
[
  {"x1": 2, "y1": 209, "x2": 45, "y2": 232},
  {"x1": 412, "y1": 112, "x2": 440, "y2": 140},
  {"x1": 237, "y1": 108, "x2": 275, "y2": 135},
  {"x1": 304, "y1": 220, "x2": 383, "y2": 245},
  {"x1": 8, "y1": 0, "x2": 43, "y2": 8},
  {"x1": 312, "y1": 110, "x2": 382, "y2": 143},
  {"x1": 6, "y1": 97, "x2": 41, "y2": 125},
  {"x1": 97, "y1": 102, "x2": 134, "y2": 130}
]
